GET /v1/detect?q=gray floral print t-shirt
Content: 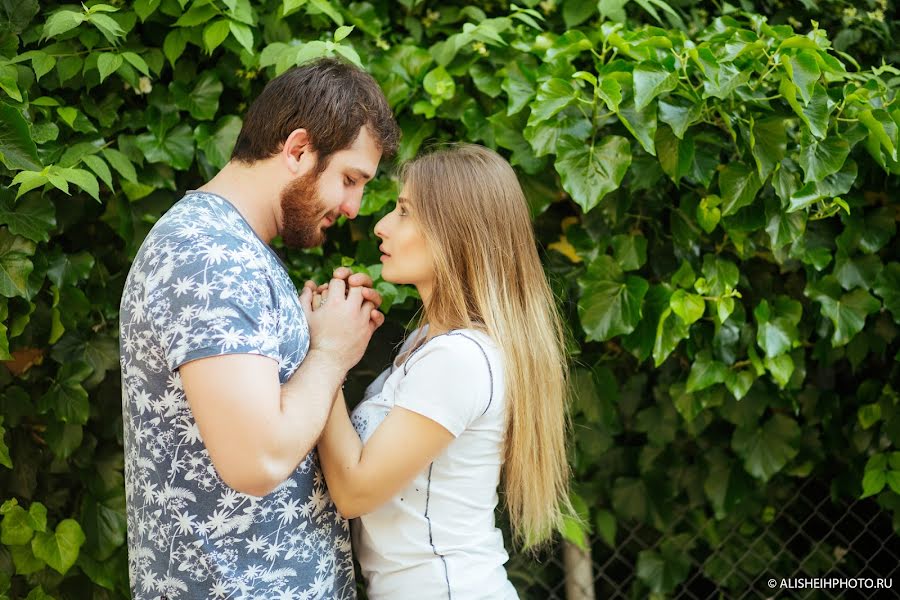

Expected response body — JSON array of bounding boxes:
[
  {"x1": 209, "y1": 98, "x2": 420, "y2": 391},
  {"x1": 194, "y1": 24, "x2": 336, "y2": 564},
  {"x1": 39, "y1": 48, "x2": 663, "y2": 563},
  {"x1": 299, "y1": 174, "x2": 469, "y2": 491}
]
[{"x1": 119, "y1": 192, "x2": 355, "y2": 600}]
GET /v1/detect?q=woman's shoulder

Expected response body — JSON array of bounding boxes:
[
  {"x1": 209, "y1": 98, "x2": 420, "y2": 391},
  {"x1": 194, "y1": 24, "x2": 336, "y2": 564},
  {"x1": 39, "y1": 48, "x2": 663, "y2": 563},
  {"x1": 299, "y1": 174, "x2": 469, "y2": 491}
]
[{"x1": 404, "y1": 328, "x2": 500, "y2": 374}]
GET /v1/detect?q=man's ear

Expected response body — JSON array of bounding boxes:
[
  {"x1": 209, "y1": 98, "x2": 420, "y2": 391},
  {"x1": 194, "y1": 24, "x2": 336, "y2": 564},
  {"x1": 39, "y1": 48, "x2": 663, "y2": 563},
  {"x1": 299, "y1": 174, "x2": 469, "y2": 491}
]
[{"x1": 282, "y1": 128, "x2": 314, "y2": 174}]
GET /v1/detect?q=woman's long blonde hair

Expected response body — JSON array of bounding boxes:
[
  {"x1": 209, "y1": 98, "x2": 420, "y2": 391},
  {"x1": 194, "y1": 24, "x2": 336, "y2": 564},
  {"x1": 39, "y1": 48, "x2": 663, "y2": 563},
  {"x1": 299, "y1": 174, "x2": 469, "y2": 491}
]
[{"x1": 399, "y1": 143, "x2": 572, "y2": 547}]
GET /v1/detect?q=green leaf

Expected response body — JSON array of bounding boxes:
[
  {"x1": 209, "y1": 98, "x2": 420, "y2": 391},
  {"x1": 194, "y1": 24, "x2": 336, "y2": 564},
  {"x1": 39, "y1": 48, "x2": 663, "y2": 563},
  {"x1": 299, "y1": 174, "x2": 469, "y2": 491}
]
[
  {"x1": 754, "y1": 297, "x2": 801, "y2": 358},
  {"x1": 732, "y1": 414, "x2": 801, "y2": 482},
  {"x1": 578, "y1": 255, "x2": 649, "y2": 341},
  {"x1": 174, "y1": 2, "x2": 217, "y2": 26},
  {"x1": 101, "y1": 148, "x2": 137, "y2": 183},
  {"x1": 555, "y1": 135, "x2": 631, "y2": 212},
  {"x1": 656, "y1": 126, "x2": 694, "y2": 184},
  {"x1": 0, "y1": 229, "x2": 34, "y2": 299},
  {"x1": 670, "y1": 289, "x2": 705, "y2": 325},
  {"x1": 699, "y1": 254, "x2": 739, "y2": 296},
  {"x1": 1, "y1": 0, "x2": 40, "y2": 34},
  {"x1": 595, "y1": 509, "x2": 616, "y2": 548},
  {"x1": 0, "y1": 103, "x2": 41, "y2": 171},
  {"x1": 38, "y1": 361, "x2": 91, "y2": 424},
  {"x1": 96, "y1": 52, "x2": 123, "y2": 83},
  {"x1": 195, "y1": 115, "x2": 242, "y2": 170},
  {"x1": 11, "y1": 543, "x2": 45, "y2": 574},
  {"x1": 229, "y1": 20, "x2": 254, "y2": 52},
  {"x1": 719, "y1": 162, "x2": 762, "y2": 216},
  {"x1": 136, "y1": 123, "x2": 195, "y2": 170},
  {"x1": 122, "y1": 52, "x2": 150, "y2": 76},
  {"x1": 56, "y1": 167, "x2": 100, "y2": 201},
  {"x1": 87, "y1": 13, "x2": 125, "y2": 44},
  {"x1": 782, "y1": 50, "x2": 820, "y2": 104},
  {"x1": 423, "y1": 66, "x2": 455, "y2": 103},
  {"x1": 750, "y1": 117, "x2": 787, "y2": 180},
  {"x1": 805, "y1": 277, "x2": 881, "y2": 347},
  {"x1": 31, "y1": 519, "x2": 86, "y2": 575},
  {"x1": 653, "y1": 307, "x2": 690, "y2": 367},
  {"x1": 611, "y1": 234, "x2": 647, "y2": 271},
  {"x1": 724, "y1": 370, "x2": 755, "y2": 401},
  {"x1": 696, "y1": 195, "x2": 721, "y2": 233},
  {"x1": 686, "y1": 351, "x2": 728, "y2": 393},
  {"x1": 859, "y1": 109, "x2": 898, "y2": 162},
  {"x1": 0, "y1": 195, "x2": 55, "y2": 243},
  {"x1": 502, "y1": 61, "x2": 537, "y2": 115},
  {"x1": 29, "y1": 51, "x2": 56, "y2": 81},
  {"x1": 873, "y1": 263, "x2": 900, "y2": 324},
  {"x1": 858, "y1": 403, "x2": 882, "y2": 430},
  {"x1": 833, "y1": 253, "x2": 882, "y2": 291},
  {"x1": 163, "y1": 28, "x2": 190, "y2": 65},
  {"x1": 658, "y1": 98, "x2": 701, "y2": 140},
  {"x1": 798, "y1": 137, "x2": 850, "y2": 184},
  {"x1": 82, "y1": 155, "x2": 113, "y2": 190},
  {"x1": 134, "y1": 0, "x2": 161, "y2": 22},
  {"x1": 0, "y1": 416, "x2": 10, "y2": 468},
  {"x1": 203, "y1": 19, "x2": 231, "y2": 53},
  {"x1": 597, "y1": 76, "x2": 623, "y2": 113},
  {"x1": 334, "y1": 25, "x2": 354, "y2": 42},
  {"x1": 633, "y1": 62, "x2": 677, "y2": 111},
  {"x1": 636, "y1": 535, "x2": 693, "y2": 594},
  {"x1": 780, "y1": 79, "x2": 834, "y2": 140},
  {"x1": 617, "y1": 98, "x2": 657, "y2": 155},
  {"x1": 861, "y1": 468, "x2": 886, "y2": 498},
  {"x1": 42, "y1": 10, "x2": 85, "y2": 39},
  {"x1": 524, "y1": 114, "x2": 591, "y2": 157},
  {"x1": 529, "y1": 78, "x2": 577, "y2": 124},
  {"x1": 309, "y1": 0, "x2": 343, "y2": 25},
  {"x1": 1, "y1": 504, "x2": 33, "y2": 545},
  {"x1": 764, "y1": 352, "x2": 794, "y2": 388}
]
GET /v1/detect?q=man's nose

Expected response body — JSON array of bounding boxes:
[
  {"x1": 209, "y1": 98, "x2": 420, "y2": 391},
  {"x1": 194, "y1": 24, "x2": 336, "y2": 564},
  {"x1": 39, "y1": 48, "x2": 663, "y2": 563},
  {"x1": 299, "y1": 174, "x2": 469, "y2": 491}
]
[{"x1": 339, "y1": 196, "x2": 361, "y2": 220}]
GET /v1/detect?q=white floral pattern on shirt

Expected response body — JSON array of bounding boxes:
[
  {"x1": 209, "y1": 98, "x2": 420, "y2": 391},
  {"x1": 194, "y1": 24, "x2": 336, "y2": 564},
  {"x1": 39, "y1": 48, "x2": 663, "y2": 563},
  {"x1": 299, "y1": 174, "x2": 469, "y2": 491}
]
[{"x1": 120, "y1": 192, "x2": 355, "y2": 600}]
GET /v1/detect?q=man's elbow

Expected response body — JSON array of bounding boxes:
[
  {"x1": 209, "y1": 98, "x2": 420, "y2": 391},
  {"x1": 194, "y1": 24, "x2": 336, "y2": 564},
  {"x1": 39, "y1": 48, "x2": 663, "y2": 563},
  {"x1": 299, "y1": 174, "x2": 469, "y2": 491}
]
[{"x1": 215, "y1": 456, "x2": 295, "y2": 498}]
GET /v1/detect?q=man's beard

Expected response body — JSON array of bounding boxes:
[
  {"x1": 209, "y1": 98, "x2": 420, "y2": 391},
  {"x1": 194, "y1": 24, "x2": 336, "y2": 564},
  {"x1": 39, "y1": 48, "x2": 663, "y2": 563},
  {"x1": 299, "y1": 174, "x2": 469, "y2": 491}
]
[{"x1": 280, "y1": 170, "x2": 334, "y2": 249}]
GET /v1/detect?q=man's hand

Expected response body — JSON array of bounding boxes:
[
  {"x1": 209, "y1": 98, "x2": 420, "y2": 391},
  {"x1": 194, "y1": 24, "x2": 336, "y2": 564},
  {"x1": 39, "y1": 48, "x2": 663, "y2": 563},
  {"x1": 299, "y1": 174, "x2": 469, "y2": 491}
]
[
  {"x1": 303, "y1": 267, "x2": 384, "y2": 328},
  {"x1": 300, "y1": 278, "x2": 382, "y2": 372}
]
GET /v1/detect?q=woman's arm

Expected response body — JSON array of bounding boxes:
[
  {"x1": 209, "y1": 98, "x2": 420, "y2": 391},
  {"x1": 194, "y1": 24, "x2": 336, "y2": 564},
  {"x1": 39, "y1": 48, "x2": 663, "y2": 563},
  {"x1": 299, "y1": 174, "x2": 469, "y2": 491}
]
[{"x1": 318, "y1": 389, "x2": 455, "y2": 519}]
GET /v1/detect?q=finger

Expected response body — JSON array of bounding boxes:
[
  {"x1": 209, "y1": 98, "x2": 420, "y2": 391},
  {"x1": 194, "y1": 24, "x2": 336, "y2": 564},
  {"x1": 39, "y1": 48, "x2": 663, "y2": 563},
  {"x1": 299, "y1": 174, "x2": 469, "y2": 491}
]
[
  {"x1": 328, "y1": 278, "x2": 346, "y2": 302},
  {"x1": 347, "y1": 285, "x2": 364, "y2": 306},
  {"x1": 347, "y1": 272, "x2": 374, "y2": 288},
  {"x1": 299, "y1": 286, "x2": 313, "y2": 316},
  {"x1": 360, "y1": 300, "x2": 375, "y2": 316},
  {"x1": 371, "y1": 309, "x2": 385, "y2": 328},
  {"x1": 317, "y1": 282, "x2": 329, "y2": 294},
  {"x1": 303, "y1": 280, "x2": 317, "y2": 292},
  {"x1": 332, "y1": 266, "x2": 352, "y2": 280},
  {"x1": 360, "y1": 286, "x2": 382, "y2": 308}
]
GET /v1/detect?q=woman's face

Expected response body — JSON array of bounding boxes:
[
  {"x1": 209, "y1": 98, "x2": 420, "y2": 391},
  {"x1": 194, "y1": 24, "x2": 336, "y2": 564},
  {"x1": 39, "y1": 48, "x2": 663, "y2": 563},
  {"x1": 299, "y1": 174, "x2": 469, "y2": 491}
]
[{"x1": 374, "y1": 185, "x2": 435, "y2": 295}]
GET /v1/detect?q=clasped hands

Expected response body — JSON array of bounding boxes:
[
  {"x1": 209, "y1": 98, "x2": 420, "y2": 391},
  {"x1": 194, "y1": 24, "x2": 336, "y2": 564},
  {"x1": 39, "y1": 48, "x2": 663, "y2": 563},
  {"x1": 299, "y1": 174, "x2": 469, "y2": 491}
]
[{"x1": 301, "y1": 266, "x2": 385, "y2": 329}]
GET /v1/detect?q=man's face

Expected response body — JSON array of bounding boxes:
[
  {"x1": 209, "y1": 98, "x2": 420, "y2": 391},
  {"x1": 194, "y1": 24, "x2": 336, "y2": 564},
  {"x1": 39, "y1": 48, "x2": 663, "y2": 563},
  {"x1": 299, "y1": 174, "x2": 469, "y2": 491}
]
[{"x1": 280, "y1": 125, "x2": 382, "y2": 249}]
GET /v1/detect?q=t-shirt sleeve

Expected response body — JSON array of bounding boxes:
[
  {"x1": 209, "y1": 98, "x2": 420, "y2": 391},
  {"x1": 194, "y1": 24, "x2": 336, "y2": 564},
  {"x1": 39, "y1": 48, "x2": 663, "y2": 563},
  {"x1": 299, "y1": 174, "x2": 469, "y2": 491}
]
[
  {"x1": 144, "y1": 237, "x2": 285, "y2": 371},
  {"x1": 393, "y1": 335, "x2": 494, "y2": 437}
]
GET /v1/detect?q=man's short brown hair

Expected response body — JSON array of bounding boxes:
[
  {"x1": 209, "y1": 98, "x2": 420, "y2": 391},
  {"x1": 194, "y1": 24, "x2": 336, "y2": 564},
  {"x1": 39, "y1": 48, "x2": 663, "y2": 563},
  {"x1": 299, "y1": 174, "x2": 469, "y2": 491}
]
[{"x1": 231, "y1": 57, "x2": 399, "y2": 169}]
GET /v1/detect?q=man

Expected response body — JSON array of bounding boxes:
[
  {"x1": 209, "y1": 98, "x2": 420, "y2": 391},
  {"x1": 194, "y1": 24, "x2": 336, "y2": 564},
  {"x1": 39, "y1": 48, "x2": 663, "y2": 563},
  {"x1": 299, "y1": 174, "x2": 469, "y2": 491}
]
[{"x1": 119, "y1": 58, "x2": 400, "y2": 600}]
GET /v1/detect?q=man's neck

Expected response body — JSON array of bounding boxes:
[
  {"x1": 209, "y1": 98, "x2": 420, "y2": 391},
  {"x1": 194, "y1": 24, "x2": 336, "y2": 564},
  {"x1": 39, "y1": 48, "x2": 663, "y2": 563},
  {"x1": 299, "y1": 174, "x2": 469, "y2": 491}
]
[{"x1": 197, "y1": 160, "x2": 282, "y2": 244}]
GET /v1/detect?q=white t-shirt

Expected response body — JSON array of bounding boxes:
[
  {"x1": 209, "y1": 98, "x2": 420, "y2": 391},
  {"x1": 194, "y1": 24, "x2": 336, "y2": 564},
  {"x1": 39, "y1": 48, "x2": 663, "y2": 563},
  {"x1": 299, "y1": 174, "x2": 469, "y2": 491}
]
[{"x1": 350, "y1": 328, "x2": 518, "y2": 600}]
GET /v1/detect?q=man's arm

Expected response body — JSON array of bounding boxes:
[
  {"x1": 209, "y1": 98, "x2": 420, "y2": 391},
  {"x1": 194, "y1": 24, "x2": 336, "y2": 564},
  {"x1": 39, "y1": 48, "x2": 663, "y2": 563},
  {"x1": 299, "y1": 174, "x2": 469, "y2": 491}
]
[
  {"x1": 180, "y1": 279, "x2": 382, "y2": 497},
  {"x1": 180, "y1": 349, "x2": 346, "y2": 497}
]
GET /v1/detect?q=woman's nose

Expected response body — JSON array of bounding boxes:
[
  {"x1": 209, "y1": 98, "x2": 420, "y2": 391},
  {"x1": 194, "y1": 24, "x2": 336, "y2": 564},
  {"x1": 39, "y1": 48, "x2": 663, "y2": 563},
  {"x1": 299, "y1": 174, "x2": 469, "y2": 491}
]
[{"x1": 374, "y1": 216, "x2": 386, "y2": 238}]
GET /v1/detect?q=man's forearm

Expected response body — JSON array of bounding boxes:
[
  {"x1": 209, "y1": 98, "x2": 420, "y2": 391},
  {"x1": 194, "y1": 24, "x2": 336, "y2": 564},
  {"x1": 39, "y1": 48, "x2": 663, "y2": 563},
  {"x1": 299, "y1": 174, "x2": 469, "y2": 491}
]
[{"x1": 243, "y1": 349, "x2": 347, "y2": 495}]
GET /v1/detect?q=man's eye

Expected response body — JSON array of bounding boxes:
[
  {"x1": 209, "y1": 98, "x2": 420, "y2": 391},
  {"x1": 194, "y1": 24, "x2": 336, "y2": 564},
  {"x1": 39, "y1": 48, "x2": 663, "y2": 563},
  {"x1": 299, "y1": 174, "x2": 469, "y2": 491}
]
[{"x1": 344, "y1": 177, "x2": 356, "y2": 186}]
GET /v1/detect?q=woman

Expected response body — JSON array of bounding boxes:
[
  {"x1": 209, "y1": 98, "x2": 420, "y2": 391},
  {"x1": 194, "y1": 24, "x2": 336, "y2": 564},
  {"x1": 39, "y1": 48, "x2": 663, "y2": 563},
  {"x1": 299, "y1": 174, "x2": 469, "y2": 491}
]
[{"x1": 307, "y1": 144, "x2": 572, "y2": 599}]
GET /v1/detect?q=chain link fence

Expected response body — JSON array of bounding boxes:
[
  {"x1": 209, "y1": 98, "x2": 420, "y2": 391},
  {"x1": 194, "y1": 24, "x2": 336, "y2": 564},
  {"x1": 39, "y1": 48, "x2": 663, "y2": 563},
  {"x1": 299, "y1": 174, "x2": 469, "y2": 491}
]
[{"x1": 510, "y1": 478, "x2": 900, "y2": 599}]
